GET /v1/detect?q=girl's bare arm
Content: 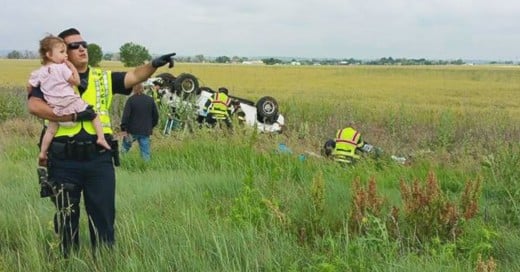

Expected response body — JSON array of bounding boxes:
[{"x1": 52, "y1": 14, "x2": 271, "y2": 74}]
[{"x1": 65, "y1": 60, "x2": 80, "y2": 86}]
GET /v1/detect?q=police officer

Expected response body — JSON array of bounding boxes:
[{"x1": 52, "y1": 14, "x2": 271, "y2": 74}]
[
  {"x1": 203, "y1": 87, "x2": 233, "y2": 129},
  {"x1": 27, "y1": 27, "x2": 175, "y2": 257}
]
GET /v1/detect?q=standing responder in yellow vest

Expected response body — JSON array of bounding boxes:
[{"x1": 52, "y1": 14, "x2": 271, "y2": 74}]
[
  {"x1": 203, "y1": 87, "x2": 233, "y2": 129},
  {"x1": 27, "y1": 27, "x2": 175, "y2": 258}
]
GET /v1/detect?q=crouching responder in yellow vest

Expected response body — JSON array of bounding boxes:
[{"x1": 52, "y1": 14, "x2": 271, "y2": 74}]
[
  {"x1": 204, "y1": 87, "x2": 233, "y2": 129},
  {"x1": 332, "y1": 127, "x2": 365, "y2": 164},
  {"x1": 321, "y1": 125, "x2": 376, "y2": 165},
  {"x1": 322, "y1": 126, "x2": 404, "y2": 166}
]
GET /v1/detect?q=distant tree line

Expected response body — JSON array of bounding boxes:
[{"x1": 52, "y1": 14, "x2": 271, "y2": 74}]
[
  {"x1": 5, "y1": 42, "x2": 152, "y2": 67},
  {"x1": 7, "y1": 50, "x2": 37, "y2": 59},
  {"x1": 4, "y1": 44, "x2": 519, "y2": 66},
  {"x1": 364, "y1": 57, "x2": 465, "y2": 65},
  {"x1": 258, "y1": 57, "x2": 467, "y2": 66}
]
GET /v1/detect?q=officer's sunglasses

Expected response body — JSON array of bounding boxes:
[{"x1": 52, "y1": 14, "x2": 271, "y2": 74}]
[{"x1": 67, "y1": 41, "x2": 88, "y2": 50}]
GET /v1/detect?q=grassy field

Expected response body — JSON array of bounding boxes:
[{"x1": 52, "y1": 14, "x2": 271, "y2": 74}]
[{"x1": 1, "y1": 59, "x2": 519, "y2": 271}]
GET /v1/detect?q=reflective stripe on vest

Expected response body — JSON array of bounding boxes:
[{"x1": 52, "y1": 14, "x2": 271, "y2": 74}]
[
  {"x1": 54, "y1": 67, "x2": 113, "y2": 137},
  {"x1": 335, "y1": 128, "x2": 360, "y2": 145}
]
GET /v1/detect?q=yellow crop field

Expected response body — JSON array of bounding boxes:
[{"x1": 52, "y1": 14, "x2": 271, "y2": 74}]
[{"x1": 2, "y1": 59, "x2": 519, "y2": 120}]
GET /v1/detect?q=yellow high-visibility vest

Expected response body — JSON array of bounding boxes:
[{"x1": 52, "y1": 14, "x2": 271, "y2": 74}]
[
  {"x1": 54, "y1": 67, "x2": 113, "y2": 137},
  {"x1": 208, "y1": 92, "x2": 230, "y2": 119},
  {"x1": 332, "y1": 127, "x2": 364, "y2": 161}
]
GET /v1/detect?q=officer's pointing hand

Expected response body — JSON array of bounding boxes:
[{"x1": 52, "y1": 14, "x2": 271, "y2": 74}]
[{"x1": 152, "y1": 53, "x2": 176, "y2": 68}]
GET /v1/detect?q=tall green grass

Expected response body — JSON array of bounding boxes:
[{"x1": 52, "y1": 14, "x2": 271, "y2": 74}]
[{"x1": 1, "y1": 63, "x2": 519, "y2": 271}]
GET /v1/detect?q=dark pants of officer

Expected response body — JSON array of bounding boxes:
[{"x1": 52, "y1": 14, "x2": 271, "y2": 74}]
[
  {"x1": 48, "y1": 141, "x2": 115, "y2": 257},
  {"x1": 205, "y1": 113, "x2": 232, "y2": 129}
]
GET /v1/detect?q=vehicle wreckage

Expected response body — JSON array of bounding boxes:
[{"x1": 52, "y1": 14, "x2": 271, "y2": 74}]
[{"x1": 143, "y1": 73, "x2": 285, "y2": 134}]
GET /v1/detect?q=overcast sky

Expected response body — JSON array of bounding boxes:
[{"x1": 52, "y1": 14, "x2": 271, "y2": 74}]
[{"x1": 2, "y1": 0, "x2": 519, "y2": 60}]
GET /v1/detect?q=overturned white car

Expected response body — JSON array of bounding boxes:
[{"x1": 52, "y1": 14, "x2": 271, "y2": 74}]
[{"x1": 144, "y1": 73, "x2": 285, "y2": 133}]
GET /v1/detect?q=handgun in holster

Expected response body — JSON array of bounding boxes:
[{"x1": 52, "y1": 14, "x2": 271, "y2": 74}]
[
  {"x1": 110, "y1": 139, "x2": 120, "y2": 167},
  {"x1": 37, "y1": 167, "x2": 56, "y2": 198}
]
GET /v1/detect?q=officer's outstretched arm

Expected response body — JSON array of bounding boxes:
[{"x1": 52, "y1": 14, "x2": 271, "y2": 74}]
[
  {"x1": 28, "y1": 96, "x2": 73, "y2": 122},
  {"x1": 124, "y1": 64, "x2": 157, "y2": 90},
  {"x1": 124, "y1": 53, "x2": 175, "y2": 89}
]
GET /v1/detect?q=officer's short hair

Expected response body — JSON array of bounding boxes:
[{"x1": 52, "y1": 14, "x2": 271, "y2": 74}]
[
  {"x1": 218, "y1": 87, "x2": 228, "y2": 95},
  {"x1": 58, "y1": 28, "x2": 81, "y2": 39},
  {"x1": 322, "y1": 139, "x2": 336, "y2": 157},
  {"x1": 133, "y1": 83, "x2": 144, "y2": 94}
]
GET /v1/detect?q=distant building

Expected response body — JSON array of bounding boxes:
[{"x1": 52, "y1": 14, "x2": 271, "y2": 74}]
[{"x1": 242, "y1": 60, "x2": 264, "y2": 65}]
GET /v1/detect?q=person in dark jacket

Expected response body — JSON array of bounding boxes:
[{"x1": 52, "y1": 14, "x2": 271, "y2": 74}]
[{"x1": 120, "y1": 83, "x2": 159, "y2": 161}]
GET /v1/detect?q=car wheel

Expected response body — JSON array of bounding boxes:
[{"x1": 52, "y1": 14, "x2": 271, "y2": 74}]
[
  {"x1": 155, "y1": 72, "x2": 176, "y2": 93},
  {"x1": 174, "y1": 73, "x2": 199, "y2": 99},
  {"x1": 256, "y1": 96, "x2": 279, "y2": 124},
  {"x1": 156, "y1": 72, "x2": 175, "y2": 85}
]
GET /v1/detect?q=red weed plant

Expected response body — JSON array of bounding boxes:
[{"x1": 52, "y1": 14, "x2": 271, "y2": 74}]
[
  {"x1": 476, "y1": 254, "x2": 497, "y2": 272},
  {"x1": 348, "y1": 177, "x2": 384, "y2": 234},
  {"x1": 398, "y1": 171, "x2": 481, "y2": 245},
  {"x1": 461, "y1": 179, "x2": 481, "y2": 220}
]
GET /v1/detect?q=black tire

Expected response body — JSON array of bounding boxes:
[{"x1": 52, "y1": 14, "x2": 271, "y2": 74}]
[
  {"x1": 256, "y1": 96, "x2": 279, "y2": 124},
  {"x1": 174, "y1": 73, "x2": 199, "y2": 99},
  {"x1": 156, "y1": 72, "x2": 175, "y2": 84},
  {"x1": 156, "y1": 73, "x2": 176, "y2": 92}
]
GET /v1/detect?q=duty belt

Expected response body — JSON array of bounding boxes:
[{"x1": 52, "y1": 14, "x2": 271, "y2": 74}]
[{"x1": 49, "y1": 139, "x2": 108, "y2": 161}]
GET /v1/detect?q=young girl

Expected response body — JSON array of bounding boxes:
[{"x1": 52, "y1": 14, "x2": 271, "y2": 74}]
[{"x1": 28, "y1": 34, "x2": 110, "y2": 165}]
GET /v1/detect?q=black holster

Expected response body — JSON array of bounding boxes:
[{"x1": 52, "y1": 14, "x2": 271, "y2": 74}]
[
  {"x1": 110, "y1": 139, "x2": 120, "y2": 167},
  {"x1": 38, "y1": 167, "x2": 56, "y2": 198}
]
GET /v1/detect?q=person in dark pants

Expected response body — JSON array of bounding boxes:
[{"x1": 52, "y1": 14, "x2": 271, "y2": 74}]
[
  {"x1": 120, "y1": 83, "x2": 159, "y2": 161},
  {"x1": 27, "y1": 27, "x2": 175, "y2": 257},
  {"x1": 204, "y1": 87, "x2": 233, "y2": 129}
]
